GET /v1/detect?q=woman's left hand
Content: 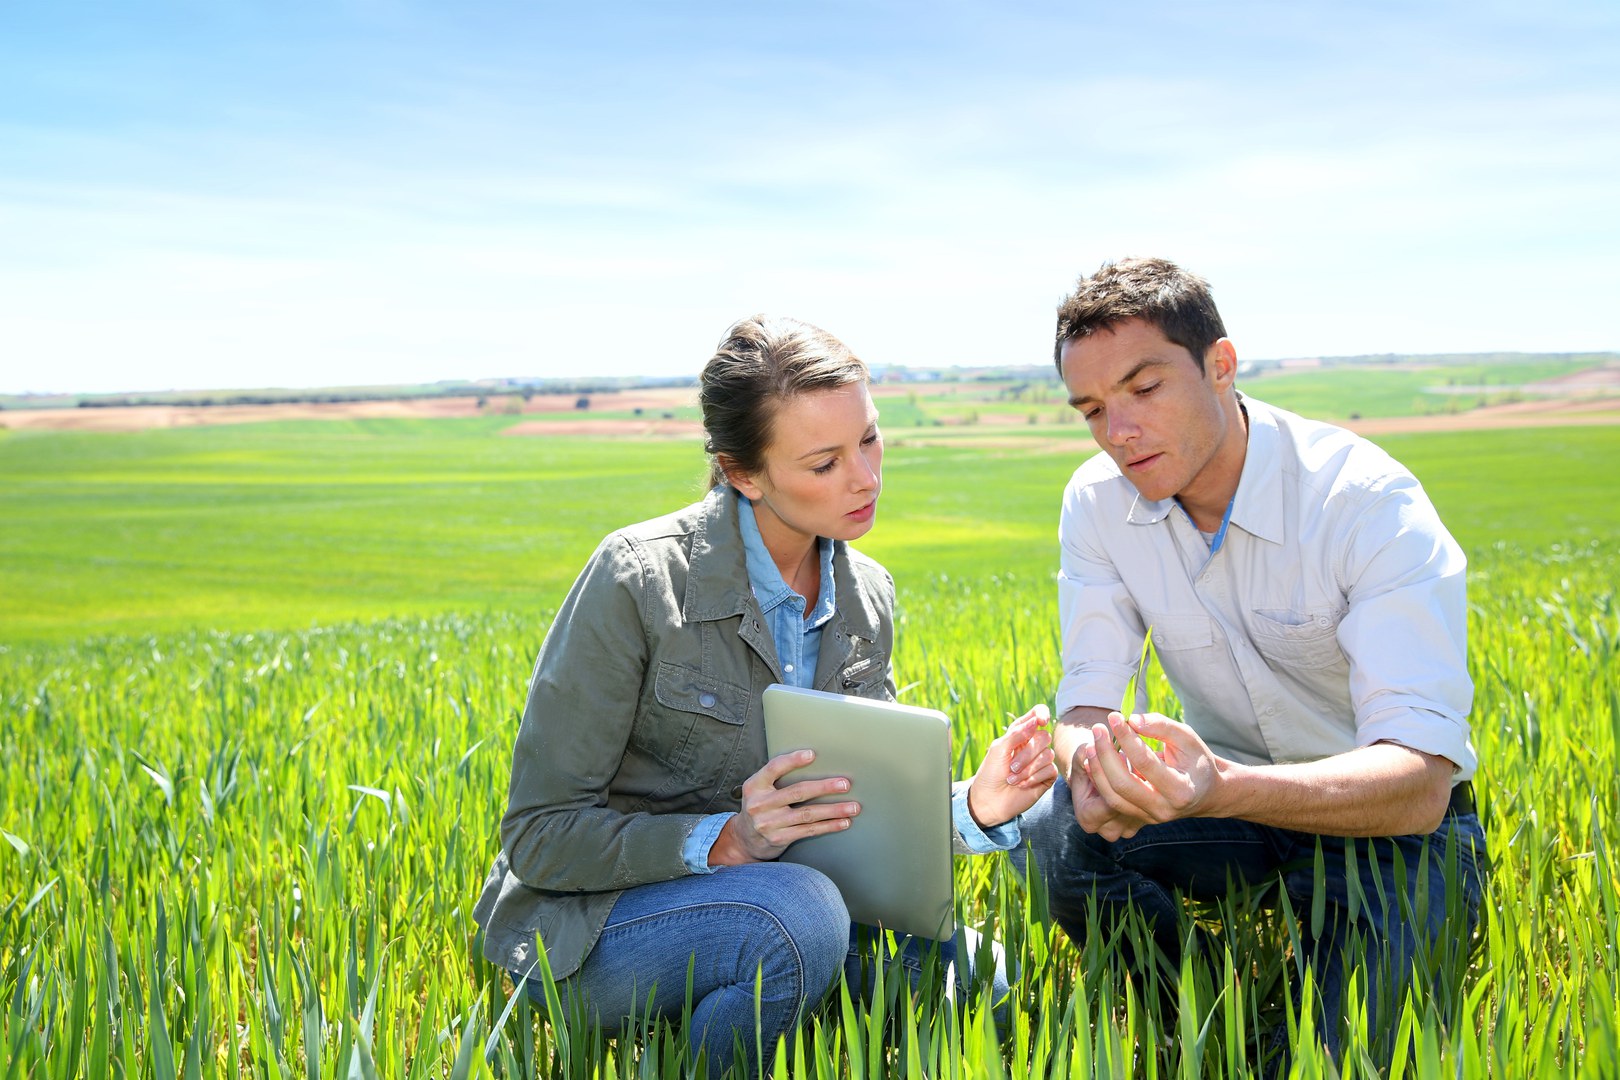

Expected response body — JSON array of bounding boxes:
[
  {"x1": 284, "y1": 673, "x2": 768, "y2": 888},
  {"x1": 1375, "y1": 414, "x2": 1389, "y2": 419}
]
[{"x1": 965, "y1": 704, "x2": 1058, "y2": 829}]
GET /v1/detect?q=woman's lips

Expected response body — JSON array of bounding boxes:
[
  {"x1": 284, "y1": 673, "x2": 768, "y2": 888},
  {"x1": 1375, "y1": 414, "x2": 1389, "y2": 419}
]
[{"x1": 845, "y1": 500, "x2": 876, "y2": 523}]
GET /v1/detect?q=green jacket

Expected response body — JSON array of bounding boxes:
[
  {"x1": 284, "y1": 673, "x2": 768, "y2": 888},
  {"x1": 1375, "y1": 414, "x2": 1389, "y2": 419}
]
[{"x1": 474, "y1": 487, "x2": 897, "y2": 979}]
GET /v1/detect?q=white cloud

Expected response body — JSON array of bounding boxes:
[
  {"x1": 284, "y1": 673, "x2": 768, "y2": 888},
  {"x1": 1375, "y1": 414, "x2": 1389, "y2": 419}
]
[{"x1": 1, "y1": 0, "x2": 1616, "y2": 392}]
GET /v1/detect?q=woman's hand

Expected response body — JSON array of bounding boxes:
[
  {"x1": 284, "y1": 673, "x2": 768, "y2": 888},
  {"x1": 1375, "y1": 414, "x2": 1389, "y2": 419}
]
[
  {"x1": 707, "y1": 750, "x2": 861, "y2": 867},
  {"x1": 965, "y1": 704, "x2": 1057, "y2": 829}
]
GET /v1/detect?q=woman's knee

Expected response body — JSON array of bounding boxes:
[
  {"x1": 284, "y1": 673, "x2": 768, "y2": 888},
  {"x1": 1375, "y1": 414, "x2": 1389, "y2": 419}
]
[{"x1": 742, "y1": 863, "x2": 849, "y2": 996}]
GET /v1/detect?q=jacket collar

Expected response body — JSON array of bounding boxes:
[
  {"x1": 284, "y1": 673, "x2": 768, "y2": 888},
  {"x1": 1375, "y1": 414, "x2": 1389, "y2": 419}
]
[{"x1": 683, "y1": 486, "x2": 884, "y2": 641}]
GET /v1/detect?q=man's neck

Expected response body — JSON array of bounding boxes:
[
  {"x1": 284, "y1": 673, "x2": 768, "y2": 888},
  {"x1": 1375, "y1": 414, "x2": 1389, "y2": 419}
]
[{"x1": 1177, "y1": 398, "x2": 1250, "y2": 532}]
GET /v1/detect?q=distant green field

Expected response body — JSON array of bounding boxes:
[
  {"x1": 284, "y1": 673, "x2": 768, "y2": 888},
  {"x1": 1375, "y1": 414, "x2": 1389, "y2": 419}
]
[
  {"x1": 1235, "y1": 358, "x2": 1605, "y2": 419},
  {"x1": 3, "y1": 417, "x2": 1617, "y2": 1076},
  {"x1": 3, "y1": 420, "x2": 1617, "y2": 645},
  {"x1": 888, "y1": 356, "x2": 1613, "y2": 426}
]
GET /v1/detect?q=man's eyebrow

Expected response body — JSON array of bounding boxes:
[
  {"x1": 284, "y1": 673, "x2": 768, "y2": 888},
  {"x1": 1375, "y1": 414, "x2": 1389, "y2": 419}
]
[{"x1": 1067, "y1": 360, "x2": 1166, "y2": 408}]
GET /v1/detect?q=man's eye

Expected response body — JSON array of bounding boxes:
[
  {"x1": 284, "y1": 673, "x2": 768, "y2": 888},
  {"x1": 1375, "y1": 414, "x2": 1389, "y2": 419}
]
[{"x1": 1135, "y1": 382, "x2": 1161, "y2": 396}]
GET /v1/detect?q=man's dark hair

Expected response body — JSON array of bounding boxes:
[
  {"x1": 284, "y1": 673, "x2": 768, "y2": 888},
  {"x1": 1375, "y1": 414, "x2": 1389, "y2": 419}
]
[{"x1": 1053, "y1": 257, "x2": 1227, "y2": 373}]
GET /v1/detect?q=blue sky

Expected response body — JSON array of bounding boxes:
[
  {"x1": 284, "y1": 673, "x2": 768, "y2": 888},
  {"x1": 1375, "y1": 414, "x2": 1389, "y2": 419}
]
[{"x1": 2, "y1": 0, "x2": 1616, "y2": 394}]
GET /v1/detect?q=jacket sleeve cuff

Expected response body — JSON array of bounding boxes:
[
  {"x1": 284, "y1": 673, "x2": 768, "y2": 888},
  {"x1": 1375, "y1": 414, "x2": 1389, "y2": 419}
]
[
  {"x1": 950, "y1": 784, "x2": 1020, "y2": 853},
  {"x1": 680, "y1": 812, "x2": 736, "y2": 874}
]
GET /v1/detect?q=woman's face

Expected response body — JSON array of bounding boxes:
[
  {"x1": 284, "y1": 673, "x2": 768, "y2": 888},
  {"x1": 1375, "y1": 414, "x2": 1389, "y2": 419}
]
[{"x1": 729, "y1": 383, "x2": 883, "y2": 550}]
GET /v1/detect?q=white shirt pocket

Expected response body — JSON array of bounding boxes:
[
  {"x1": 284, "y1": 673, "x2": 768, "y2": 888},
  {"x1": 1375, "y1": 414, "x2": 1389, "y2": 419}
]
[{"x1": 1248, "y1": 608, "x2": 1347, "y2": 671}]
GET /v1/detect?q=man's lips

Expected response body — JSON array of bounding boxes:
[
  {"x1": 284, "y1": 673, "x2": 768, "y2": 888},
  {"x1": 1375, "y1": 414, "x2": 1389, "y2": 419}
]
[{"x1": 1124, "y1": 452, "x2": 1162, "y2": 471}]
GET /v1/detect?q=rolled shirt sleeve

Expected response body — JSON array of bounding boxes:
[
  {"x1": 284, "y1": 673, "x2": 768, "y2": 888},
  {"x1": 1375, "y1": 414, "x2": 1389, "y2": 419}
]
[
  {"x1": 1055, "y1": 474, "x2": 1147, "y2": 717},
  {"x1": 680, "y1": 812, "x2": 737, "y2": 874},
  {"x1": 1338, "y1": 476, "x2": 1476, "y2": 778}
]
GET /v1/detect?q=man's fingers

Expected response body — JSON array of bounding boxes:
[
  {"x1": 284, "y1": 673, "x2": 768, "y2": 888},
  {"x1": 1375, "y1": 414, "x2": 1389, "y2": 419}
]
[
  {"x1": 1085, "y1": 723, "x2": 1162, "y2": 820},
  {"x1": 1128, "y1": 712, "x2": 1189, "y2": 744},
  {"x1": 1075, "y1": 788, "x2": 1144, "y2": 838},
  {"x1": 1108, "y1": 713, "x2": 1172, "y2": 780}
]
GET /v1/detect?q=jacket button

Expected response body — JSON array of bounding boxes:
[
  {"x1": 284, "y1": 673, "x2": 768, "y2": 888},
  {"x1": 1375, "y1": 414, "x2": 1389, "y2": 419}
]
[
  {"x1": 730, "y1": 785, "x2": 744, "y2": 799},
  {"x1": 699, "y1": 692, "x2": 717, "y2": 708}
]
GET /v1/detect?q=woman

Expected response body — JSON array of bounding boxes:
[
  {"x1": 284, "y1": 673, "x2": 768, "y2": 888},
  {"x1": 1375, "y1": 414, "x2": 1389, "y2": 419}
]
[{"x1": 474, "y1": 315, "x2": 1055, "y2": 1077}]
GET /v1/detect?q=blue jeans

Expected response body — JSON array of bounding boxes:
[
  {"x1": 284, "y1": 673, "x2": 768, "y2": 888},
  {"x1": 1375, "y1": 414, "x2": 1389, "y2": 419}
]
[
  {"x1": 1015, "y1": 776, "x2": 1487, "y2": 1061},
  {"x1": 514, "y1": 861, "x2": 1008, "y2": 1079}
]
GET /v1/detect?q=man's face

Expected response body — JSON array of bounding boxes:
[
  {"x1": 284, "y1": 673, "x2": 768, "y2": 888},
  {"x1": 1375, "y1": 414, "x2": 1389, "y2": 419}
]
[{"x1": 1059, "y1": 317, "x2": 1239, "y2": 516}]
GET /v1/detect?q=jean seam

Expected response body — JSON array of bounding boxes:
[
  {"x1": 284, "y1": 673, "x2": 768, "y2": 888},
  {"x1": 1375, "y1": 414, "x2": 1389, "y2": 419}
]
[{"x1": 596, "y1": 898, "x2": 807, "y2": 1031}]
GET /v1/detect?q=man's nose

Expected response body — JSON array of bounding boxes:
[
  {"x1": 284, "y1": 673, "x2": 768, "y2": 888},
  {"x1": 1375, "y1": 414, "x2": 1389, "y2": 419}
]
[{"x1": 1106, "y1": 407, "x2": 1139, "y2": 446}]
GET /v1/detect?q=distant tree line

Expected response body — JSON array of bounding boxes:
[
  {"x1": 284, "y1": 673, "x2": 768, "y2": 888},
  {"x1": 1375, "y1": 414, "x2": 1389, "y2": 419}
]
[{"x1": 72, "y1": 383, "x2": 647, "y2": 409}]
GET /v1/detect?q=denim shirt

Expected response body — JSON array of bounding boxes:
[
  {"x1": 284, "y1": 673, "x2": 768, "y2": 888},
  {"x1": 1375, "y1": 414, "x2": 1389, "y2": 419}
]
[
  {"x1": 738, "y1": 494, "x2": 838, "y2": 688},
  {"x1": 681, "y1": 490, "x2": 1017, "y2": 871}
]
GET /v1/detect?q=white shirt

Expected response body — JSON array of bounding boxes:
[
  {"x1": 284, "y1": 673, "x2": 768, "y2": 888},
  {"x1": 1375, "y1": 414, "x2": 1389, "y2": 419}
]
[{"x1": 1057, "y1": 396, "x2": 1477, "y2": 781}]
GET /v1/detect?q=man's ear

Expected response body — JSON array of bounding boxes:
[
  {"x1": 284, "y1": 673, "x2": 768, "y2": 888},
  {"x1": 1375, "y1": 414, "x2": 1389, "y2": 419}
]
[
  {"x1": 719, "y1": 456, "x2": 762, "y2": 501},
  {"x1": 1207, "y1": 338, "x2": 1239, "y2": 390}
]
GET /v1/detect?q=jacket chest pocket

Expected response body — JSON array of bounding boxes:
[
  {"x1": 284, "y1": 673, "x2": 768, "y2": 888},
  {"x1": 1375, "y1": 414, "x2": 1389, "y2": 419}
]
[{"x1": 633, "y1": 663, "x2": 751, "y2": 798}]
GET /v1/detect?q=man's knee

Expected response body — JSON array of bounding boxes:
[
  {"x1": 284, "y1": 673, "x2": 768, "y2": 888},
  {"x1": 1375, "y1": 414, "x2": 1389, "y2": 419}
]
[{"x1": 1014, "y1": 781, "x2": 1124, "y2": 920}]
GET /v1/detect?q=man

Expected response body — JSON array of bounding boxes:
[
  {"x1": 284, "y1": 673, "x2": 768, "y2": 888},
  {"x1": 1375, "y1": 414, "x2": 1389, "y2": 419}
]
[{"x1": 1018, "y1": 257, "x2": 1487, "y2": 1059}]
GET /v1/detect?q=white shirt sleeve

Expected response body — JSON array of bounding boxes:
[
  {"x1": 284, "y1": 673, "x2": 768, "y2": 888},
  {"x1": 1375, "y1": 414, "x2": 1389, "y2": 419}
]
[
  {"x1": 1055, "y1": 479, "x2": 1147, "y2": 716},
  {"x1": 1337, "y1": 475, "x2": 1477, "y2": 778}
]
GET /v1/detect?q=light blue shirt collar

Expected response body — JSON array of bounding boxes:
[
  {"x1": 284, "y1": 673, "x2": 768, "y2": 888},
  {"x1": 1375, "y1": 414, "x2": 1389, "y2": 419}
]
[{"x1": 736, "y1": 492, "x2": 836, "y2": 628}]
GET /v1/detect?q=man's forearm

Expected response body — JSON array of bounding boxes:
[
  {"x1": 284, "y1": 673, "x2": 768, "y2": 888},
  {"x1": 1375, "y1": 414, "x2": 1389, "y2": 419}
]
[{"x1": 1209, "y1": 742, "x2": 1456, "y2": 837}]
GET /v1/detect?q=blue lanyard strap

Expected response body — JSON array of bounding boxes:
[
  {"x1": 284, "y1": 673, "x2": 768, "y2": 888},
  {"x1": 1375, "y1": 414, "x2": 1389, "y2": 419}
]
[{"x1": 1207, "y1": 496, "x2": 1236, "y2": 555}]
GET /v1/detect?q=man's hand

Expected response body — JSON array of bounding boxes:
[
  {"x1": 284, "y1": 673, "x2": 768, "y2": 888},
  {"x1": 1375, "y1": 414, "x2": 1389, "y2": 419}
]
[
  {"x1": 1059, "y1": 706, "x2": 1461, "y2": 840},
  {"x1": 1078, "y1": 711, "x2": 1223, "y2": 830},
  {"x1": 1056, "y1": 707, "x2": 1150, "y2": 841}
]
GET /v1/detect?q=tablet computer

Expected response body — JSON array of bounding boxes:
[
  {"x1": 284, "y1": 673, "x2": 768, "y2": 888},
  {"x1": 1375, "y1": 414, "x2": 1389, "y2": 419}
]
[{"x1": 761, "y1": 683, "x2": 955, "y2": 941}]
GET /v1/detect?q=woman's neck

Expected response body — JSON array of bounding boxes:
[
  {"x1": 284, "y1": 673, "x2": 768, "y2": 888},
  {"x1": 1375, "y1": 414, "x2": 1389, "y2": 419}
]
[{"x1": 754, "y1": 513, "x2": 820, "y2": 605}]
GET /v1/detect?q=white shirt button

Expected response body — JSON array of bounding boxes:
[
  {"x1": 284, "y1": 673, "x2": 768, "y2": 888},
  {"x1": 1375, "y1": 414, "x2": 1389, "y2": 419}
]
[{"x1": 783, "y1": 664, "x2": 794, "y2": 673}]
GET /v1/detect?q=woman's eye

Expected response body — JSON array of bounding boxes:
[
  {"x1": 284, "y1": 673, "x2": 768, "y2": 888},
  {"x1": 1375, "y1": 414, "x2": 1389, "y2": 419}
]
[
  {"x1": 861, "y1": 431, "x2": 881, "y2": 446},
  {"x1": 812, "y1": 459, "x2": 837, "y2": 475}
]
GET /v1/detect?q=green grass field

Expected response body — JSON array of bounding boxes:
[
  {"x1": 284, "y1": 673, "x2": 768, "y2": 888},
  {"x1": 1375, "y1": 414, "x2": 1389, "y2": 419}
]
[{"x1": 2, "y1": 418, "x2": 1617, "y2": 1077}]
